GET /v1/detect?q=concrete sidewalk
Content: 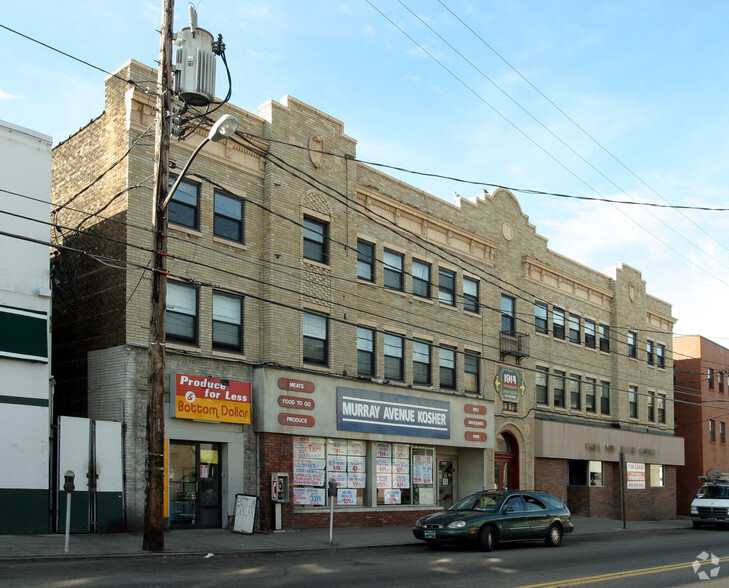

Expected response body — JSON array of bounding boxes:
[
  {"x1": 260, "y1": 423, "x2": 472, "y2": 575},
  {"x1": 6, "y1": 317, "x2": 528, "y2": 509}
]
[{"x1": 0, "y1": 516, "x2": 692, "y2": 563}]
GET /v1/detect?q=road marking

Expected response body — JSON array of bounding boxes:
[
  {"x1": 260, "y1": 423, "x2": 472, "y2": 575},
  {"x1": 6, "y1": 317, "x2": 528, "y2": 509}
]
[{"x1": 516, "y1": 555, "x2": 729, "y2": 587}]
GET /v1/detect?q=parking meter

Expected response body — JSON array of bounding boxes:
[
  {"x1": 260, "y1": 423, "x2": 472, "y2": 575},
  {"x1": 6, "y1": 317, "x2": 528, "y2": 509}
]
[
  {"x1": 64, "y1": 470, "x2": 75, "y2": 493},
  {"x1": 63, "y1": 470, "x2": 75, "y2": 553},
  {"x1": 328, "y1": 479, "x2": 338, "y2": 497}
]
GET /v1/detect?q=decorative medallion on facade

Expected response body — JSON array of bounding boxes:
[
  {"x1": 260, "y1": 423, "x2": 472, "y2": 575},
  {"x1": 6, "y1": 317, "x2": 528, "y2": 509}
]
[
  {"x1": 309, "y1": 135, "x2": 324, "y2": 168},
  {"x1": 494, "y1": 367, "x2": 525, "y2": 401}
]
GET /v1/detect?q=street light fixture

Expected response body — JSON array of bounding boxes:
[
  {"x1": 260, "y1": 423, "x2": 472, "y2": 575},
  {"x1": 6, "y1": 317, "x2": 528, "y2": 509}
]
[{"x1": 163, "y1": 114, "x2": 239, "y2": 209}]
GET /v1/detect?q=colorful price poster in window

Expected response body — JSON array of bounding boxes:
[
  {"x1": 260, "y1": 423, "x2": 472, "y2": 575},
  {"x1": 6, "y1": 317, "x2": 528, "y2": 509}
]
[
  {"x1": 393, "y1": 458, "x2": 410, "y2": 474},
  {"x1": 328, "y1": 471, "x2": 347, "y2": 487},
  {"x1": 393, "y1": 443, "x2": 409, "y2": 459},
  {"x1": 375, "y1": 442, "x2": 391, "y2": 458},
  {"x1": 348, "y1": 472, "x2": 366, "y2": 488},
  {"x1": 413, "y1": 455, "x2": 433, "y2": 484},
  {"x1": 347, "y1": 456, "x2": 366, "y2": 473},
  {"x1": 393, "y1": 473, "x2": 410, "y2": 489},
  {"x1": 376, "y1": 473, "x2": 391, "y2": 488},
  {"x1": 348, "y1": 440, "x2": 366, "y2": 456},
  {"x1": 384, "y1": 489, "x2": 401, "y2": 504},
  {"x1": 293, "y1": 436, "x2": 326, "y2": 459},
  {"x1": 293, "y1": 463, "x2": 325, "y2": 486},
  {"x1": 626, "y1": 462, "x2": 646, "y2": 489},
  {"x1": 293, "y1": 487, "x2": 326, "y2": 506},
  {"x1": 376, "y1": 457, "x2": 392, "y2": 473},
  {"x1": 338, "y1": 488, "x2": 357, "y2": 505},
  {"x1": 328, "y1": 439, "x2": 347, "y2": 455},
  {"x1": 327, "y1": 455, "x2": 347, "y2": 472}
]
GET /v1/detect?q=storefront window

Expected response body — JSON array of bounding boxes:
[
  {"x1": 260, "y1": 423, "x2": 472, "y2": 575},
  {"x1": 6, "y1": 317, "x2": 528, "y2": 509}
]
[
  {"x1": 291, "y1": 436, "x2": 434, "y2": 507},
  {"x1": 568, "y1": 460, "x2": 603, "y2": 486}
]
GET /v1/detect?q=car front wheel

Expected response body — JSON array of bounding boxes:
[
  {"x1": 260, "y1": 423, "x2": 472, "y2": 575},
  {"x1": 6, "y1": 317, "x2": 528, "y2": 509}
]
[
  {"x1": 479, "y1": 525, "x2": 497, "y2": 552},
  {"x1": 545, "y1": 523, "x2": 563, "y2": 547}
]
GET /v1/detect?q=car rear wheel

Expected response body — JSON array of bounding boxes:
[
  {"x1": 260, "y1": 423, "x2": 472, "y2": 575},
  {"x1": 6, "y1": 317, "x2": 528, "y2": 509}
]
[
  {"x1": 479, "y1": 525, "x2": 497, "y2": 552},
  {"x1": 545, "y1": 523, "x2": 563, "y2": 547}
]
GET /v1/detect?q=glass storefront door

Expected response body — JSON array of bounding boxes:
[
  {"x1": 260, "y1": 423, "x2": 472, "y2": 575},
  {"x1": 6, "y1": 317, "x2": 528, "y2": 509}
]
[
  {"x1": 168, "y1": 441, "x2": 221, "y2": 528},
  {"x1": 438, "y1": 457, "x2": 457, "y2": 508}
]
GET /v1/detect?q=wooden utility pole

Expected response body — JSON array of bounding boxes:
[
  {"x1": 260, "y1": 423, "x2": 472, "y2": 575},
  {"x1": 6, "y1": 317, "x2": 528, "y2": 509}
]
[{"x1": 144, "y1": 0, "x2": 174, "y2": 552}]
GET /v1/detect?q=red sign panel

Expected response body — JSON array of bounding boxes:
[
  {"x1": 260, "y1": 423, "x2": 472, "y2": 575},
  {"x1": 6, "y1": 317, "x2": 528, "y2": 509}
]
[
  {"x1": 278, "y1": 413, "x2": 316, "y2": 427},
  {"x1": 465, "y1": 431, "x2": 488, "y2": 442},
  {"x1": 278, "y1": 395, "x2": 315, "y2": 411},
  {"x1": 277, "y1": 378, "x2": 315, "y2": 393},
  {"x1": 464, "y1": 404, "x2": 487, "y2": 415},
  {"x1": 464, "y1": 417, "x2": 487, "y2": 429}
]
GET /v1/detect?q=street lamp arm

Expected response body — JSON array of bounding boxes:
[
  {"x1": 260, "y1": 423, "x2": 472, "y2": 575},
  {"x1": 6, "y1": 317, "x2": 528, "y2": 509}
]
[{"x1": 162, "y1": 137, "x2": 210, "y2": 209}]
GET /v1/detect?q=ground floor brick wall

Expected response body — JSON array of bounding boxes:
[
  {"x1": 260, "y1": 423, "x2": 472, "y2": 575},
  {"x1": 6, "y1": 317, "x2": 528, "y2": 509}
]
[
  {"x1": 536, "y1": 458, "x2": 677, "y2": 521},
  {"x1": 258, "y1": 432, "x2": 440, "y2": 530}
]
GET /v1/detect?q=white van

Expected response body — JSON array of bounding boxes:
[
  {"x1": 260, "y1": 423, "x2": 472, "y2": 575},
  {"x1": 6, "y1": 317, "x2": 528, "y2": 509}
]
[{"x1": 690, "y1": 470, "x2": 729, "y2": 529}]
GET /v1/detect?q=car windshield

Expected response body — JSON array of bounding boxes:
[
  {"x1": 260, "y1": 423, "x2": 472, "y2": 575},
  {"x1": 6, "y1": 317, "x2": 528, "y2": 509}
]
[
  {"x1": 449, "y1": 493, "x2": 503, "y2": 511},
  {"x1": 696, "y1": 485, "x2": 729, "y2": 498}
]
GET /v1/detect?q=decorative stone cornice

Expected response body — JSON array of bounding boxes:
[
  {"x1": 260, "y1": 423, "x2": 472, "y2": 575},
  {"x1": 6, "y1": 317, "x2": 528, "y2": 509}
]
[
  {"x1": 523, "y1": 256, "x2": 613, "y2": 310},
  {"x1": 356, "y1": 186, "x2": 497, "y2": 265}
]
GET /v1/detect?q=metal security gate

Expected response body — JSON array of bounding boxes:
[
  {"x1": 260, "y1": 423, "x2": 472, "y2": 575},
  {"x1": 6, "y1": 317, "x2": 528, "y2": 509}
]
[{"x1": 56, "y1": 416, "x2": 124, "y2": 533}]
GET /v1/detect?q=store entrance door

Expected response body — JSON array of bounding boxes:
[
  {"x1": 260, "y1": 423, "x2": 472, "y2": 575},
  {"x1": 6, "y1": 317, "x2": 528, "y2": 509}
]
[
  {"x1": 438, "y1": 457, "x2": 457, "y2": 508},
  {"x1": 168, "y1": 441, "x2": 221, "y2": 528}
]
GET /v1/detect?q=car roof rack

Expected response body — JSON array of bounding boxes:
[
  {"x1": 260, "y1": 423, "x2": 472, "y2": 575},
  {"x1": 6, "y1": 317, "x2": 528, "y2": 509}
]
[{"x1": 699, "y1": 469, "x2": 729, "y2": 484}]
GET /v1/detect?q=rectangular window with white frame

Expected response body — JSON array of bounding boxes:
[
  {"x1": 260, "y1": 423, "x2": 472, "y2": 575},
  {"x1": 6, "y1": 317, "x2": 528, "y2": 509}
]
[
  {"x1": 357, "y1": 327, "x2": 375, "y2": 376},
  {"x1": 464, "y1": 351, "x2": 480, "y2": 394},
  {"x1": 600, "y1": 381, "x2": 611, "y2": 415},
  {"x1": 357, "y1": 240, "x2": 375, "y2": 282},
  {"x1": 439, "y1": 347, "x2": 456, "y2": 389},
  {"x1": 629, "y1": 386, "x2": 638, "y2": 419},
  {"x1": 463, "y1": 277, "x2": 479, "y2": 313},
  {"x1": 212, "y1": 291, "x2": 243, "y2": 352},
  {"x1": 536, "y1": 367, "x2": 549, "y2": 405},
  {"x1": 628, "y1": 331, "x2": 637, "y2": 358},
  {"x1": 569, "y1": 314, "x2": 581, "y2": 344},
  {"x1": 412, "y1": 341, "x2": 431, "y2": 386},
  {"x1": 650, "y1": 464, "x2": 664, "y2": 487},
  {"x1": 585, "y1": 377, "x2": 596, "y2": 413},
  {"x1": 168, "y1": 177, "x2": 199, "y2": 229},
  {"x1": 553, "y1": 308, "x2": 565, "y2": 339},
  {"x1": 166, "y1": 281, "x2": 198, "y2": 344},
  {"x1": 584, "y1": 319, "x2": 596, "y2": 348},
  {"x1": 383, "y1": 250, "x2": 404, "y2": 291},
  {"x1": 438, "y1": 268, "x2": 456, "y2": 306},
  {"x1": 570, "y1": 374, "x2": 581, "y2": 410},
  {"x1": 303, "y1": 216, "x2": 329, "y2": 264},
  {"x1": 553, "y1": 370, "x2": 565, "y2": 408},
  {"x1": 303, "y1": 311, "x2": 328, "y2": 366},
  {"x1": 535, "y1": 302, "x2": 548, "y2": 334},
  {"x1": 384, "y1": 333, "x2": 404, "y2": 381},
  {"x1": 412, "y1": 259, "x2": 431, "y2": 298}
]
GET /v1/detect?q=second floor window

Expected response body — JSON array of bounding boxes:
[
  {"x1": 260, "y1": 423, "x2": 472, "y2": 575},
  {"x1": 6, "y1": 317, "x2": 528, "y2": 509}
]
[
  {"x1": 412, "y1": 341, "x2": 431, "y2": 385},
  {"x1": 383, "y1": 250, "x2": 404, "y2": 291},
  {"x1": 438, "y1": 269, "x2": 456, "y2": 306},
  {"x1": 657, "y1": 394, "x2": 666, "y2": 423},
  {"x1": 439, "y1": 347, "x2": 456, "y2": 389},
  {"x1": 570, "y1": 374, "x2": 581, "y2": 410},
  {"x1": 384, "y1": 334, "x2": 404, "y2": 381},
  {"x1": 656, "y1": 344, "x2": 665, "y2": 367},
  {"x1": 303, "y1": 217, "x2": 329, "y2": 264},
  {"x1": 553, "y1": 371, "x2": 565, "y2": 408},
  {"x1": 599, "y1": 324, "x2": 610, "y2": 352},
  {"x1": 357, "y1": 240, "x2": 375, "y2": 281},
  {"x1": 464, "y1": 352, "x2": 480, "y2": 394},
  {"x1": 168, "y1": 177, "x2": 199, "y2": 229},
  {"x1": 412, "y1": 259, "x2": 431, "y2": 298},
  {"x1": 629, "y1": 386, "x2": 638, "y2": 419},
  {"x1": 600, "y1": 381, "x2": 611, "y2": 415},
  {"x1": 357, "y1": 327, "x2": 375, "y2": 376},
  {"x1": 166, "y1": 281, "x2": 198, "y2": 344},
  {"x1": 536, "y1": 367, "x2": 549, "y2": 404},
  {"x1": 303, "y1": 312, "x2": 328, "y2": 365},
  {"x1": 212, "y1": 292, "x2": 243, "y2": 351},
  {"x1": 585, "y1": 377, "x2": 596, "y2": 412},
  {"x1": 214, "y1": 191, "x2": 244, "y2": 242}
]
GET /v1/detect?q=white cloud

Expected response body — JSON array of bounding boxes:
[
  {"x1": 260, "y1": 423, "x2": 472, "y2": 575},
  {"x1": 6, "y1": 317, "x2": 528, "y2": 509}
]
[{"x1": 0, "y1": 90, "x2": 22, "y2": 101}]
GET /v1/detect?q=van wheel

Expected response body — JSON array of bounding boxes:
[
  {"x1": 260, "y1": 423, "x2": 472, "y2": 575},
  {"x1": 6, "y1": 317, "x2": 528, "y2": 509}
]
[
  {"x1": 479, "y1": 525, "x2": 497, "y2": 552},
  {"x1": 545, "y1": 523, "x2": 563, "y2": 547}
]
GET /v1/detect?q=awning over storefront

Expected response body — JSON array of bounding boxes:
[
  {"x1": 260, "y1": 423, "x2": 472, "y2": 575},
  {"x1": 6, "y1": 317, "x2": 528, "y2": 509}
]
[{"x1": 534, "y1": 417, "x2": 684, "y2": 465}]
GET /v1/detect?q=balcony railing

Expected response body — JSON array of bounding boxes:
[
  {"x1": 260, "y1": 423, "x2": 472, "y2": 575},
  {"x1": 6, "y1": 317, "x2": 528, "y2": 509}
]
[{"x1": 500, "y1": 330, "x2": 530, "y2": 363}]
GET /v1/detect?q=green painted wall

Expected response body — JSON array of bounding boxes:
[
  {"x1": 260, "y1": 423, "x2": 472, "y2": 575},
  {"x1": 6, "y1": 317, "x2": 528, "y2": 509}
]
[{"x1": 0, "y1": 489, "x2": 49, "y2": 534}]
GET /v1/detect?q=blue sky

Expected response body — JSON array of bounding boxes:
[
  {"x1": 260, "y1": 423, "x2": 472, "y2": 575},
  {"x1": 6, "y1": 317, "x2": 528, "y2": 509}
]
[{"x1": 2, "y1": 1, "x2": 728, "y2": 344}]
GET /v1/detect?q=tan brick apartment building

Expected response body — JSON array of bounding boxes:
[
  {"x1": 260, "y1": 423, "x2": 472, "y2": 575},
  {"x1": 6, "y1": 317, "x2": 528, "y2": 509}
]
[
  {"x1": 50, "y1": 60, "x2": 683, "y2": 532},
  {"x1": 674, "y1": 335, "x2": 729, "y2": 515}
]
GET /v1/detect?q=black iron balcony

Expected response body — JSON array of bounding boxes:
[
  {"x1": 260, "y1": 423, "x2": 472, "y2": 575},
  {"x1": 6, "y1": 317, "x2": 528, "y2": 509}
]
[{"x1": 500, "y1": 330, "x2": 530, "y2": 363}]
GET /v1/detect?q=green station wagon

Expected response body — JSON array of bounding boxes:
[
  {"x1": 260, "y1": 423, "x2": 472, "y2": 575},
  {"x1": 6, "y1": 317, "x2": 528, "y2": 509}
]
[{"x1": 413, "y1": 490, "x2": 574, "y2": 551}]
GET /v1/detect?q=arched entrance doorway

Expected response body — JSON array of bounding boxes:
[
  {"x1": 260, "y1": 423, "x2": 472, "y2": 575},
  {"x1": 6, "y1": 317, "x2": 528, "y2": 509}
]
[{"x1": 494, "y1": 431, "x2": 519, "y2": 490}]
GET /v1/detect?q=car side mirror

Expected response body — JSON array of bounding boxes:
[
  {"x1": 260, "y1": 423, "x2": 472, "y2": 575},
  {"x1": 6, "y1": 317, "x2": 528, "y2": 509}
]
[{"x1": 503, "y1": 506, "x2": 515, "y2": 513}]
